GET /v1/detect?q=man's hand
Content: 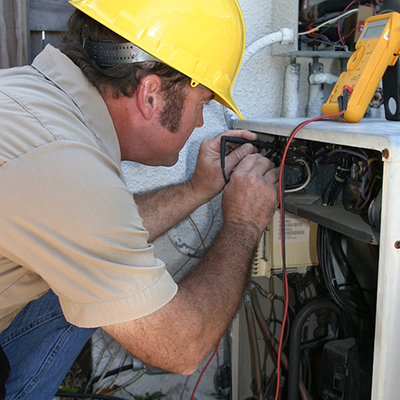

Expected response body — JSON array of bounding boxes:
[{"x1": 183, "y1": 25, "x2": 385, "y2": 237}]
[
  {"x1": 189, "y1": 129, "x2": 259, "y2": 203},
  {"x1": 222, "y1": 153, "x2": 279, "y2": 239}
]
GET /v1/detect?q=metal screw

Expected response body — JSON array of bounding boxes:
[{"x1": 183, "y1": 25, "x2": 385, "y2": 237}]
[
  {"x1": 395, "y1": 241, "x2": 400, "y2": 249},
  {"x1": 382, "y1": 149, "x2": 389, "y2": 159}
]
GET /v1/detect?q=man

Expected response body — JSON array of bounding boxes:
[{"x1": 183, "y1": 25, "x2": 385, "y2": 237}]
[{"x1": 0, "y1": 0, "x2": 279, "y2": 398}]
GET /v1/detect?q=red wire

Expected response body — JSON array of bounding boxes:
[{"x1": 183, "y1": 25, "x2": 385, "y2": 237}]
[
  {"x1": 274, "y1": 111, "x2": 345, "y2": 400},
  {"x1": 190, "y1": 339, "x2": 221, "y2": 400},
  {"x1": 363, "y1": 3, "x2": 376, "y2": 15},
  {"x1": 338, "y1": 0, "x2": 357, "y2": 46},
  {"x1": 343, "y1": 26, "x2": 357, "y2": 40}
]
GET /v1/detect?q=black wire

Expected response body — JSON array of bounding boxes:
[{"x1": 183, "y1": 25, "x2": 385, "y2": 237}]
[
  {"x1": 251, "y1": 280, "x2": 284, "y2": 302},
  {"x1": 280, "y1": 121, "x2": 307, "y2": 301},
  {"x1": 245, "y1": 291, "x2": 264, "y2": 400},
  {"x1": 179, "y1": 375, "x2": 191, "y2": 400},
  {"x1": 321, "y1": 155, "x2": 351, "y2": 205},
  {"x1": 299, "y1": 24, "x2": 338, "y2": 46},
  {"x1": 263, "y1": 367, "x2": 277, "y2": 400},
  {"x1": 54, "y1": 392, "x2": 125, "y2": 400},
  {"x1": 77, "y1": 365, "x2": 133, "y2": 393},
  {"x1": 283, "y1": 159, "x2": 311, "y2": 191},
  {"x1": 317, "y1": 226, "x2": 374, "y2": 320}
]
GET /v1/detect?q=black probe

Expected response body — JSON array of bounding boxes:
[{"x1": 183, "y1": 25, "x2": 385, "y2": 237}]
[{"x1": 220, "y1": 135, "x2": 275, "y2": 184}]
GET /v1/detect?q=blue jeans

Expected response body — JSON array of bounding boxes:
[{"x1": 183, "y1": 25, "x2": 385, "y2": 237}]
[{"x1": 0, "y1": 290, "x2": 96, "y2": 400}]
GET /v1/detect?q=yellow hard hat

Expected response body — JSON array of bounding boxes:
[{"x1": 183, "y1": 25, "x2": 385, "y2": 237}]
[{"x1": 69, "y1": 0, "x2": 245, "y2": 120}]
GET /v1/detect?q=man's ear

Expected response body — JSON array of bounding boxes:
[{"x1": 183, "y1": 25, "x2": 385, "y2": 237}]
[{"x1": 137, "y1": 75, "x2": 163, "y2": 120}]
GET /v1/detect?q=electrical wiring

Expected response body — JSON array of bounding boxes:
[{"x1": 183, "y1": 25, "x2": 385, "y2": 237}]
[
  {"x1": 338, "y1": 0, "x2": 358, "y2": 46},
  {"x1": 251, "y1": 279, "x2": 284, "y2": 302},
  {"x1": 326, "y1": 148, "x2": 368, "y2": 162},
  {"x1": 298, "y1": 8, "x2": 359, "y2": 36},
  {"x1": 299, "y1": 18, "x2": 341, "y2": 47},
  {"x1": 263, "y1": 367, "x2": 277, "y2": 400},
  {"x1": 287, "y1": 298, "x2": 343, "y2": 400},
  {"x1": 338, "y1": 1, "x2": 377, "y2": 46},
  {"x1": 78, "y1": 364, "x2": 134, "y2": 393},
  {"x1": 284, "y1": 159, "x2": 312, "y2": 193},
  {"x1": 343, "y1": 26, "x2": 357, "y2": 40},
  {"x1": 317, "y1": 226, "x2": 374, "y2": 320},
  {"x1": 299, "y1": 35, "x2": 346, "y2": 49},
  {"x1": 77, "y1": 368, "x2": 148, "y2": 398},
  {"x1": 356, "y1": 155, "x2": 382, "y2": 209},
  {"x1": 361, "y1": 169, "x2": 372, "y2": 200},
  {"x1": 321, "y1": 228, "x2": 361, "y2": 315},
  {"x1": 320, "y1": 152, "x2": 352, "y2": 206},
  {"x1": 355, "y1": 174, "x2": 381, "y2": 211},
  {"x1": 287, "y1": 273, "x2": 309, "y2": 304},
  {"x1": 171, "y1": 203, "x2": 221, "y2": 278},
  {"x1": 190, "y1": 339, "x2": 221, "y2": 400},
  {"x1": 243, "y1": 107, "x2": 377, "y2": 400},
  {"x1": 299, "y1": 26, "x2": 349, "y2": 49},
  {"x1": 250, "y1": 288, "x2": 310, "y2": 400},
  {"x1": 179, "y1": 375, "x2": 192, "y2": 400},
  {"x1": 241, "y1": 113, "x2": 380, "y2": 398},
  {"x1": 275, "y1": 110, "x2": 345, "y2": 400},
  {"x1": 245, "y1": 289, "x2": 264, "y2": 400},
  {"x1": 54, "y1": 392, "x2": 125, "y2": 400},
  {"x1": 324, "y1": 148, "x2": 382, "y2": 211}
]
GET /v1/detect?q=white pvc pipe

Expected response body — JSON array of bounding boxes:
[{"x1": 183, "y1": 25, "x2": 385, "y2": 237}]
[
  {"x1": 307, "y1": 60, "x2": 324, "y2": 118},
  {"x1": 224, "y1": 28, "x2": 295, "y2": 127},
  {"x1": 309, "y1": 72, "x2": 339, "y2": 85},
  {"x1": 281, "y1": 63, "x2": 301, "y2": 118},
  {"x1": 241, "y1": 28, "x2": 295, "y2": 66}
]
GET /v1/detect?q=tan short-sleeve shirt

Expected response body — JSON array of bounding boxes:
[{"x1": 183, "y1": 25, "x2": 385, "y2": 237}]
[{"x1": 0, "y1": 45, "x2": 178, "y2": 333}]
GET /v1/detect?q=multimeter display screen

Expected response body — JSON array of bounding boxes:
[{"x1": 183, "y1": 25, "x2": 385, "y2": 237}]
[{"x1": 360, "y1": 20, "x2": 388, "y2": 40}]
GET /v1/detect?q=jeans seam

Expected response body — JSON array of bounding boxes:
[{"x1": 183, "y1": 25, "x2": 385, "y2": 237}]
[
  {"x1": 14, "y1": 323, "x2": 77, "y2": 399},
  {"x1": 0, "y1": 310, "x2": 64, "y2": 347}
]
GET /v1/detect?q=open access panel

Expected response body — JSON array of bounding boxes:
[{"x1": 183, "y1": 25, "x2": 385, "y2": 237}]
[{"x1": 230, "y1": 117, "x2": 399, "y2": 400}]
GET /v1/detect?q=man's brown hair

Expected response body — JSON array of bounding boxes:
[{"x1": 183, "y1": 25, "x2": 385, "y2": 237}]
[{"x1": 59, "y1": 10, "x2": 190, "y2": 132}]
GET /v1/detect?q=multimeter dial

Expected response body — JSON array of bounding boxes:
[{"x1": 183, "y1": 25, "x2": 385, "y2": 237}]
[{"x1": 347, "y1": 45, "x2": 366, "y2": 71}]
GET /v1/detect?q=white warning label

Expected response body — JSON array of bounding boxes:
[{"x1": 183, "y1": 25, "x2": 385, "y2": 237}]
[{"x1": 273, "y1": 211, "x2": 311, "y2": 244}]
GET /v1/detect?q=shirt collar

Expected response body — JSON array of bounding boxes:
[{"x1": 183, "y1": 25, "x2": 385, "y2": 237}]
[{"x1": 31, "y1": 44, "x2": 121, "y2": 165}]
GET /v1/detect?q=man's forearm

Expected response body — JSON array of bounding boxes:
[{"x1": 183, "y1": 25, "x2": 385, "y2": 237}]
[
  {"x1": 178, "y1": 220, "x2": 260, "y2": 333},
  {"x1": 103, "y1": 220, "x2": 261, "y2": 375},
  {"x1": 134, "y1": 180, "x2": 208, "y2": 242}
]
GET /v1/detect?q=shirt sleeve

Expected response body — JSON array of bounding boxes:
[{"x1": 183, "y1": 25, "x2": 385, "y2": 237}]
[{"x1": 0, "y1": 141, "x2": 178, "y2": 328}]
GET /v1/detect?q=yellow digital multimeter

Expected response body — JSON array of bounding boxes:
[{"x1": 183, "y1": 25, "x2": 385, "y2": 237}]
[{"x1": 321, "y1": 12, "x2": 400, "y2": 122}]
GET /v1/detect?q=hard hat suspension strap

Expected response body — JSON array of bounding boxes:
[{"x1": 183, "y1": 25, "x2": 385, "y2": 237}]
[{"x1": 82, "y1": 39, "x2": 162, "y2": 67}]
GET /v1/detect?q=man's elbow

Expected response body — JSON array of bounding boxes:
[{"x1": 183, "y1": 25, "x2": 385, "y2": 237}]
[{"x1": 167, "y1": 340, "x2": 212, "y2": 376}]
